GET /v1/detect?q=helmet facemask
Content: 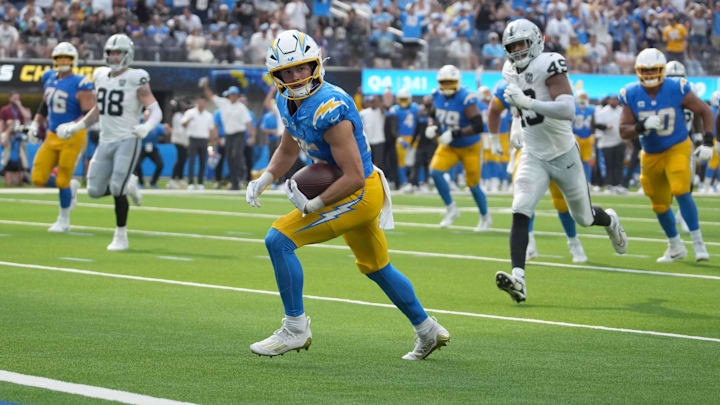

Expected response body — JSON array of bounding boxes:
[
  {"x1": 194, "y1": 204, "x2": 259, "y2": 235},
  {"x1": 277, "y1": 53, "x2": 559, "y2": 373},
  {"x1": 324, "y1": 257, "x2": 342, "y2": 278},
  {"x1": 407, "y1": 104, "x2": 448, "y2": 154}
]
[
  {"x1": 636, "y1": 66, "x2": 665, "y2": 88},
  {"x1": 505, "y1": 39, "x2": 533, "y2": 69},
  {"x1": 105, "y1": 49, "x2": 131, "y2": 72},
  {"x1": 270, "y1": 59, "x2": 323, "y2": 100},
  {"x1": 53, "y1": 55, "x2": 75, "y2": 73}
]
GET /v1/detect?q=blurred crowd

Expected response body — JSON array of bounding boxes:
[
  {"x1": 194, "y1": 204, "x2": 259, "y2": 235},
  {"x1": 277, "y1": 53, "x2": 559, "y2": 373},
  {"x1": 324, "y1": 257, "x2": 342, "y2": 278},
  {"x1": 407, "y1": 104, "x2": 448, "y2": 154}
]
[{"x1": 1, "y1": 0, "x2": 719, "y2": 73}]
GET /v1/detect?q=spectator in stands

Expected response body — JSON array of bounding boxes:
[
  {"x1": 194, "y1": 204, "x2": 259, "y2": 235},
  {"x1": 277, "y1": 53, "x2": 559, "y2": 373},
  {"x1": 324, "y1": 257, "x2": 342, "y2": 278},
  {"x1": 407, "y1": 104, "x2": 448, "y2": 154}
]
[
  {"x1": 39, "y1": 13, "x2": 61, "y2": 37},
  {"x1": 399, "y1": 2, "x2": 425, "y2": 68},
  {"x1": 370, "y1": 20, "x2": 397, "y2": 68},
  {"x1": 92, "y1": 0, "x2": 112, "y2": 17},
  {"x1": 285, "y1": 0, "x2": 309, "y2": 32},
  {"x1": 182, "y1": 96, "x2": 216, "y2": 190},
  {"x1": 249, "y1": 22, "x2": 272, "y2": 64},
  {"x1": 688, "y1": 6, "x2": 708, "y2": 58},
  {"x1": 481, "y1": 31, "x2": 504, "y2": 69},
  {"x1": 566, "y1": 35, "x2": 588, "y2": 72},
  {"x1": 207, "y1": 23, "x2": 231, "y2": 63},
  {"x1": 585, "y1": 34, "x2": 607, "y2": 73},
  {"x1": 20, "y1": 0, "x2": 43, "y2": 21},
  {"x1": 712, "y1": 3, "x2": 720, "y2": 51},
  {"x1": 608, "y1": 7, "x2": 630, "y2": 51},
  {"x1": 345, "y1": 8, "x2": 369, "y2": 67},
  {"x1": 451, "y1": 4, "x2": 474, "y2": 41},
  {"x1": 614, "y1": 42, "x2": 635, "y2": 74},
  {"x1": 186, "y1": 26, "x2": 213, "y2": 63},
  {"x1": 226, "y1": 23, "x2": 243, "y2": 63},
  {"x1": 569, "y1": 7, "x2": 588, "y2": 44},
  {"x1": 448, "y1": 32, "x2": 475, "y2": 70},
  {"x1": 22, "y1": 20, "x2": 45, "y2": 57},
  {"x1": 545, "y1": 0, "x2": 567, "y2": 15},
  {"x1": 545, "y1": 9, "x2": 574, "y2": 49},
  {"x1": 212, "y1": 4, "x2": 231, "y2": 30},
  {"x1": 663, "y1": 14, "x2": 687, "y2": 63},
  {"x1": 311, "y1": 0, "x2": 332, "y2": 33},
  {"x1": 473, "y1": 0, "x2": 494, "y2": 48},
  {"x1": 0, "y1": 92, "x2": 30, "y2": 186},
  {"x1": 232, "y1": 0, "x2": 255, "y2": 38},
  {"x1": 179, "y1": 7, "x2": 202, "y2": 33},
  {"x1": 0, "y1": 16, "x2": 19, "y2": 57}
]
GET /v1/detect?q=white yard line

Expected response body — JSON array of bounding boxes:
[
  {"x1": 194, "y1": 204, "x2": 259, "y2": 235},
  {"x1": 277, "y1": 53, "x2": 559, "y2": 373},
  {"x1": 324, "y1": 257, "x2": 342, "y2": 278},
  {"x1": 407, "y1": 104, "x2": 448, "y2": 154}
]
[
  {"x1": 2, "y1": 197, "x2": 719, "y2": 246},
  {"x1": 2, "y1": 219, "x2": 719, "y2": 281},
  {"x1": 0, "y1": 260, "x2": 718, "y2": 344},
  {"x1": 0, "y1": 370, "x2": 196, "y2": 405},
  {"x1": 157, "y1": 256, "x2": 194, "y2": 262},
  {"x1": 58, "y1": 257, "x2": 94, "y2": 262}
]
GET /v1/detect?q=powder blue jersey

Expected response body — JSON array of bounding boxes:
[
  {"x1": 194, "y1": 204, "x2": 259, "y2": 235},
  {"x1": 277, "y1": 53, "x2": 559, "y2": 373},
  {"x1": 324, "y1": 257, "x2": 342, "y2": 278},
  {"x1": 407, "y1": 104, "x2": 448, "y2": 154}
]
[
  {"x1": 388, "y1": 102, "x2": 420, "y2": 136},
  {"x1": 573, "y1": 105, "x2": 595, "y2": 139},
  {"x1": 620, "y1": 77, "x2": 692, "y2": 154},
  {"x1": 41, "y1": 69, "x2": 94, "y2": 133},
  {"x1": 276, "y1": 82, "x2": 373, "y2": 178},
  {"x1": 431, "y1": 87, "x2": 480, "y2": 147},
  {"x1": 491, "y1": 80, "x2": 512, "y2": 133}
]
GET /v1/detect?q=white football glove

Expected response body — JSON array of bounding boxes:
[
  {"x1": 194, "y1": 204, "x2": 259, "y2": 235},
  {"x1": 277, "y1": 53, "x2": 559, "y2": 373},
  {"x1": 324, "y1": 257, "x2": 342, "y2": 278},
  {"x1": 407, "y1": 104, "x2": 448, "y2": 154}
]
[
  {"x1": 716, "y1": 140, "x2": 720, "y2": 157},
  {"x1": 438, "y1": 129, "x2": 454, "y2": 145},
  {"x1": 643, "y1": 115, "x2": 663, "y2": 131},
  {"x1": 404, "y1": 147, "x2": 416, "y2": 166},
  {"x1": 425, "y1": 125, "x2": 438, "y2": 139},
  {"x1": 198, "y1": 76, "x2": 209, "y2": 88},
  {"x1": 504, "y1": 83, "x2": 532, "y2": 110},
  {"x1": 488, "y1": 133, "x2": 503, "y2": 155},
  {"x1": 695, "y1": 145, "x2": 714, "y2": 161},
  {"x1": 285, "y1": 179, "x2": 310, "y2": 214},
  {"x1": 55, "y1": 121, "x2": 84, "y2": 139},
  {"x1": 25, "y1": 121, "x2": 39, "y2": 144},
  {"x1": 509, "y1": 115, "x2": 524, "y2": 149},
  {"x1": 246, "y1": 171, "x2": 273, "y2": 208},
  {"x1": 132, "y1": 122, "x2": 154, "y2": 139}
]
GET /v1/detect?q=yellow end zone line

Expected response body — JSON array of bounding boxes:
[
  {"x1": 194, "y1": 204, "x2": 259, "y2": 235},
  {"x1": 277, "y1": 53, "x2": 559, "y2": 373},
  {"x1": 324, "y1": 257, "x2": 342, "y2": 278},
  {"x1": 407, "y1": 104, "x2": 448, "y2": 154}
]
[
  {"x1": 1, "y1": 219, "x2": 719, "y2": 281},
  {"x1": 0, "y1": 260, "x2": 718, "y2": 344}
]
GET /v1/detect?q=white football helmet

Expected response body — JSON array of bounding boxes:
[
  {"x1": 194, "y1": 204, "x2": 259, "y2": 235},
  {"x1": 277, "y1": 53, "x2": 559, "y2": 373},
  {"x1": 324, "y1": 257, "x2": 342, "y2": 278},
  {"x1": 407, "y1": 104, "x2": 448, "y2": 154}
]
[
  {"x1": 266, "y1": 30, "x2": 325, "y2": 100},
  {"x1": 437, "y1": 64, "x2": 460, "y2": 96},
  {"x1": 478, "y1": 86, "x2": 492, "y2": 103},
  {"x1": 635, "y1": 48, "x2": 666, "y2": 88},
  {"x1": 711, "y1": 91, "x2": 720, "y2": 108},
  {"x1": 396, "y1": 88, "x2": 411, "y2": 108},
  {"x1": 104, "y1": 34, "x2": 135, "y2": 72},
  {"x1": 576, "y1": 89, "x2": 589, "y2": 108},
  {"x1": 502, "y1": 19, "x2": 544, "y2": 69},
  {"x1": 51, "y1": 42, "x2": 78, "y2": 73},
  {"x1": 665, "y1": 60, "x2": 686, "y2": 78}
]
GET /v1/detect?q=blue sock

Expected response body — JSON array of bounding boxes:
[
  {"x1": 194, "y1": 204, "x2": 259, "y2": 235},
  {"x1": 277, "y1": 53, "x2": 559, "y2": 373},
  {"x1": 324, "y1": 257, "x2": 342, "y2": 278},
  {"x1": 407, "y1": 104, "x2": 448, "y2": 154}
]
[
  {"x1": 676, "y1": 192, "x2": 700, "y2": 231},
  {"x1": 265, "y1": 228, "x2": 304, "y2": 316},
  {"x1": 367, "y1": 263, "x2": 428, "y2": 325},
  {"x1": 45, "y1": 175, "x2": 56, "y2": 188},
  {"x1": 500, "y1": 163, "x2": 509, "y2": 181},
  {"x1": 557, "y1": 211, "x2": 577, "y2": 238},
  {"x1": 431, "y1": 169, "x2": 453, "y2": 205},
  {"x1": 529, "y1": 213, "x2": 535, "y2": 232},
  {"x1": 705, "y1": 167, "x2": 716, "y2": 182},
  {"x1": 398, "y1": 166, "x2": 407, "y2": 185},
  {"x1": 583, "y1": 161, "x2": 591, "y2": 182},
  {"x1": 59, "y1": 187, "x2": 71, "y2": 209},
  {"x1": 470, "y1": 184, "x2": 488, "y2": 215},
  {"x1": 656, "y1": 209, "x2": 678, "y2": 238}
]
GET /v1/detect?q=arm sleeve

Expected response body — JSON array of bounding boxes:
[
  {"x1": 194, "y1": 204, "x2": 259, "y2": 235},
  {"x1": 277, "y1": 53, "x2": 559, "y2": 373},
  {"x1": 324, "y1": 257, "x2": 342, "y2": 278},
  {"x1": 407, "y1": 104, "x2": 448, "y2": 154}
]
[
  {"x1": 144, "y1": 101, "x2": 162, "y2": 129},
  {"x1": 529, "y1": 94, "x2": 575, "y2": 121}
]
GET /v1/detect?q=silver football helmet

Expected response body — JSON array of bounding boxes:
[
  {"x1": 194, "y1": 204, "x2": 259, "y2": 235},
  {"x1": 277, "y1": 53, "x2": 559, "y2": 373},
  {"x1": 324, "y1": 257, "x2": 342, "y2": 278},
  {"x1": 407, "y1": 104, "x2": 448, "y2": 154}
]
[
  {"x1": 104, "y1": 34, "x2": 135, "y2": 72},
  {"x1": 665, "y1": 60, "x2": 686, "y2": 78},
  {"x1": 502, "y1": 19, "x2": 544, "y2": 69}
]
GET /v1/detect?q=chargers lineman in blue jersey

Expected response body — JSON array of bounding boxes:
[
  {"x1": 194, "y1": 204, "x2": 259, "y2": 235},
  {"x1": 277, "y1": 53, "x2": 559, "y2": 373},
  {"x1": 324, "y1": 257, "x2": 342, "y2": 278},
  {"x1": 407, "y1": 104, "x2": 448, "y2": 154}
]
[
  {"x1": 27, "y1": 42, "x2": 95, "y2": 233},
  {"x1": 618, "y1": 48, "x2": 713, "y2": 262},
  {"x1": 388, "y1": 88, "x2": 420, "y2": 191},
  {"x1": 58, "y1": 34, "x2": 161, "y2": 251},
  {"x1": 573, "y1": 90, "x2": 595, "y2": 182},
  {"x1": 490, "y1": 79, "x2": 588, "y2": 263},
  {"x1": 245, "y1": 30, "x2": 449, "y2": 359},
  {"x1": 425, "y1": 64, "x2": 493, "y2": 231},
  {"x1": 497, "y1": 19, "x2": 627, "y2": 303}
]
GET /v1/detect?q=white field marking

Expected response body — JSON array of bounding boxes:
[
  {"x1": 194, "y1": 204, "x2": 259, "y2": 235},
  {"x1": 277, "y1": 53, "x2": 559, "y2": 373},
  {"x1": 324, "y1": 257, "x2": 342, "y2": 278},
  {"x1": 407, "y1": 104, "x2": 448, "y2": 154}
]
[
  {"x1": 58, "y1": 257, "x2": 95, "y2": 263},
  {"x1": 0, "y1": 260, "x2": 719, "y2": 344},
  {"x1": 617, "y1": 253, "x2": 651, "y2": 258},
  {"x1": 0, "y1": 370, "x2": 196, "y2": 405},
  {"x1": 536, "y1": 254, "x2": 564, "y2": 259},
  {"x1": 2, "y1": 220, "x2": 719, "y2": 281},
  {"x1": 225, "y1": 231, "x2": 253, "y2": 236},
  {"x1": 3, "y1": 197, "x2": 719, "y2": 247},
  {"x1": 0, "y1": 233, "x2": 9, "y2": 237},
  {"x1": 157, "y1": 256, "x2": 194, "y2": 262},
  {"x1": 68, "y1": 232, "x2": 94, "y2": 236},
  {"x1": 255, "y1": 255, "x2": 271, "y2": 260}
]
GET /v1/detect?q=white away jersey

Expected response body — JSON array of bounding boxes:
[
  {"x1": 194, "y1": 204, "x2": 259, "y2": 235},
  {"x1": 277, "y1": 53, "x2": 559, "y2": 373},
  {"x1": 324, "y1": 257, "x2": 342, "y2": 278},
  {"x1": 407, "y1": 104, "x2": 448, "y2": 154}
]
[
  {"x1": 502, "y1": 53, "x2": 575, "y2": 160},
  {"x1": 93, "y1": 67, "x2": 149, "y2": 142}
]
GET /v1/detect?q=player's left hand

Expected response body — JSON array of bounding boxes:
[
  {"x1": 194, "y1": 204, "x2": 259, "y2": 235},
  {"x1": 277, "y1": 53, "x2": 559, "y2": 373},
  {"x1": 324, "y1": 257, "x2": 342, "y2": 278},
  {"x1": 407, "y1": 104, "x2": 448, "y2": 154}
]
[
  {"x1": 489, "y1": 133, "x2": 503, "y2": 155},
  {"x1": 132, "y1": 123, "x2": 153, "y2": 139},
  {"x1": 56, "y1": 121, "x2": 81, "y2": 139},
  {"x1": 285, "y1": 179, "x2": 310, "y2": 214},
  {"x1": 695, "y1": 145, "x2": 714, "y2": 161},
  {"x1": 504, "y1": 83, "x2": 532, "y2": 110},
  {"x1": 438, "y1": 129, "x2": 454, "y2": 145}
]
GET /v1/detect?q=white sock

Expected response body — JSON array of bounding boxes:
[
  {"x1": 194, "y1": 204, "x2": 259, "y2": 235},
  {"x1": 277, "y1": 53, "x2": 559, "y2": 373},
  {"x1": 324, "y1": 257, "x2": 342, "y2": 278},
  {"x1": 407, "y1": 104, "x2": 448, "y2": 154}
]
[
  {"x1": 447, "y1": 201, "x2": 456, "y2": 210},
  {"x1": 413, "y1": 316, "x2": 435, "y2": 335},
  {"x1": 59, "y1": 207, "x2": 70, "y2": 221},
  {"x1": 689, "y1": 229, "x2": 703, "y2": 243},
  {"x1": 567, "y1": 236, "x2": 578, "y2": 244},
  {"x1": 669, "y1": 235, "x2": 683, "y2": 247},
  {"x1": 285, "y1": 314, "x2": 307, "y2": 333},
  {"x1": 115, "y1": 226, "x2": 127, "y2": 236},
  {"x1": 512, "y1": 267, "x2": 525, "y2": 280}
]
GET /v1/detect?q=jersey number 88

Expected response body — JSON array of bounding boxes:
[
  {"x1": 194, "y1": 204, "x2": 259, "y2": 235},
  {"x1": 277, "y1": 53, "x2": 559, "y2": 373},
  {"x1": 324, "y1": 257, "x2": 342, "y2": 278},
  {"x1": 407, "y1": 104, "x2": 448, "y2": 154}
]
[{"x1": 97, "y1": 88, "x2": 124, "y2": 116}]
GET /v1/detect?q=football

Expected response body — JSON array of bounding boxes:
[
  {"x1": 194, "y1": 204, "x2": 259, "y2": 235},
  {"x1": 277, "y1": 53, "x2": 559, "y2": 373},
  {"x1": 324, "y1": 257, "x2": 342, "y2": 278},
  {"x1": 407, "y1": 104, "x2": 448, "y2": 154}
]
[{"x1": 291, "y1": 163, "x2": 343, "y2": 199}]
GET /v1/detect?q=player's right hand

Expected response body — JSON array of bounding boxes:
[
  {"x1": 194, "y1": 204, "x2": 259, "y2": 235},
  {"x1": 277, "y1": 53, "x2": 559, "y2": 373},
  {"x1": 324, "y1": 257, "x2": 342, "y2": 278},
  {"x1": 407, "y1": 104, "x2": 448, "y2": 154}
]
[
  {"x1": 56, "y1": 122, "x2": 81, "y2": 140},
  {"x1": 198, "y1": 76, "x2": 209, "y2": 88},
  {"x1": 489, "y1": 133, "x2": 503, "y2": 155},
  {"x1": 509, "y1": 116, "x2": 523, "y2": 149},
  {"x1": 246, "y1": 171, "x2": 273, "y2": 208},
  {"x1": 425, "y1": 125, "x2": 438, "y2": 139},
  {"x1": 643, "y1": 115, "x2": 663, "y2": 132},
  {"x1": 25, "y1": 121, "x2": 39, "y2": 144}
]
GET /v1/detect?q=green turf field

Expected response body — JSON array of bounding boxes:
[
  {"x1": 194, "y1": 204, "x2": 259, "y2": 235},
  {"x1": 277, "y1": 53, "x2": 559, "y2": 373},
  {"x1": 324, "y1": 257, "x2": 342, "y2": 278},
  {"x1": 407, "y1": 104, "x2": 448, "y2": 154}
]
[{"x1": 0, "y1": 186, "x2": 719, "y2": 404}]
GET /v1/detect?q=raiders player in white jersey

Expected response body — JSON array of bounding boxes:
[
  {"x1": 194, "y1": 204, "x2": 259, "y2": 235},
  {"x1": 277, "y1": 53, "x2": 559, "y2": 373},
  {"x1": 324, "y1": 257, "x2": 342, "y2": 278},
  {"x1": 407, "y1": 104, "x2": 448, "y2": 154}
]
[
  {"x1": 56, "y1": 34, "x2": 162, "y2": 251},
  {"x1": 493, "y1": 19, "x2": 628, "y2": 303}
]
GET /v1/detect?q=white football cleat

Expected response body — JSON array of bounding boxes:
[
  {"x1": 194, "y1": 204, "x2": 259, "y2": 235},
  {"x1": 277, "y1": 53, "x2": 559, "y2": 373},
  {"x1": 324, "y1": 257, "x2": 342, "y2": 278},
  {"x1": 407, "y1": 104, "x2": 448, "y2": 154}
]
[
  {"x1": 250, "y1": 317, "x2": 312, "y2": 357},
  {"x1": 568, "y1": 238, "x2": 587, "y2": 263},
  {"x1": 495, "y1": 271, "x2": 526, "y2": 303},
  {"x1": 675, "y1": 209, "x2": 689, "y2": 233},
  {"x1": 48, "y1": 216, "x2": 70, "y2": 233},
  {"x1": 474, "y1": 212, "x2": 492, "y2": 232},
  {"x1": 525, "y1": 232, "x2": 538, "y2": 261},
  {"x1": 402, "y1": 317, "x2": 450, "y2": 360},
  {"x1": 693, "y1": 240, "x2": 710, "y2": 262},
  {"x1": 107, "y1": 230, "x2": 129, "y2": 251},
  {"x1": 69, "y1": 178, "x2": 80, "y2": 210},
  {"x1": 604, "y1": 209, "x2": 627, "y2": 254},
  {"x1": 439, "y1": 203, "x2": 460, "y2": 228},
  {"x1": 126, "y1": 174, "x2": 142, "y2": 206},
  {"x1": 400, "y1": 183, "x2": 414, "y2": 194},
  {"x1": 657, "y1": 241, "x2": 687, "y2": 263}
]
